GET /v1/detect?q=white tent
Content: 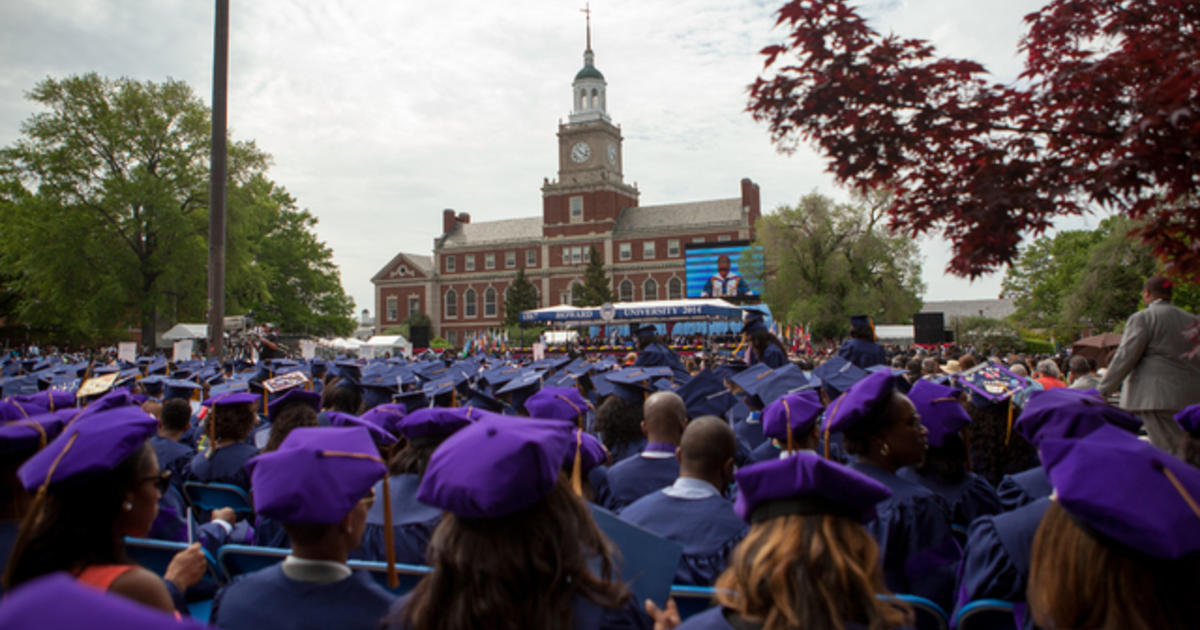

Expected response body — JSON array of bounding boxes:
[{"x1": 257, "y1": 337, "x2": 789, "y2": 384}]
[
  {"x1": 364, "y1": 335, "x2": 413, "y2": 358},
  {"x1": 161, "y1": 323, "x2": 208, "y2": 341}
]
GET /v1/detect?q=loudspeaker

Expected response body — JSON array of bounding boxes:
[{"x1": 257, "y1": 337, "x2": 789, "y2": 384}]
[
  {"x1": 944, "y1": 329, "x2": 956, "y2": 343},
  {"x1": 913, "y1": 312, "x2": 945, "y2": 345},
  {"x1": 410, "y1": 325, "x2": 431, "y2": 348}
]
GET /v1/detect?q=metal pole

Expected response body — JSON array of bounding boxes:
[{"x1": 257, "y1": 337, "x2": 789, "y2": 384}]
[{"x1": 207, "y1": 0, "x2": 229, "y2": 358}]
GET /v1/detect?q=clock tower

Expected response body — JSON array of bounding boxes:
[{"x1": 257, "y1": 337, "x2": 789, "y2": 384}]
[{"x1": 542, "y1": 11, "x2": 638, "y2": 236}]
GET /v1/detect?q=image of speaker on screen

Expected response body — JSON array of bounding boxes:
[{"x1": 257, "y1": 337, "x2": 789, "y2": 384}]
[{"x1": 700, "y1": 255, "x2": 750, "y2": 298}]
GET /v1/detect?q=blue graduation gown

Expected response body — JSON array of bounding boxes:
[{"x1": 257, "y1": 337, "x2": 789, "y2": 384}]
[
  {"x1": 752, "y1": 343, "x2": 788, "y2": 369},
  {"x1": 748, "y1": 440, "x2": 779, "y2": 464},
  {"x1": 0, "y1": 520, "x2": 19, "y2": 575},
  {"x1": 589, "y1": 465, "x2": 614, "y2": 509},
  {"x1": 849, "y1": 460, "x2": 960, "y2": 611},
  {"x1": 605, "y1": 448, "x2": 679, "y2": 511},
  {"x1": 733, "y1": 414, "x2": 766, "y2": 451},
  {"x1": 211, "y1": 564, "x2": 394, "y2": 630},
  {"x1": 896, "y1": 468, "x2": 1003, "y2": 528},
  {"x1": 253, "y1": 516, "x2": 290, "y2": 549},
  {"x1": 358, "y1": 474, "x2": 442, "y2": 565},
  {"x1": 186, "y1": 442, "x2": 259, "y2": 491},
  {"x1": 149, "y1": 435, "x2": 195, "y2": 492},
  {"x1": 954, "y1": 497, "x2": 1051, "y2": 630},
  {"x1": 388, "y1": 592, "x2": 650, "y2": 630},
  {"x1": 996, "y1": 466, "x2": 1051, "y2": 512},
  {"x1": 618, "y1": 490, "x2": 747, "y2": 585},
  {"x1": 608, "y1": 437, "x2": 647, "y2": 465},
  {"x1": 837, "y1": 338, "x2": 886, "y2": 369},
  {"x1": 678, "y1": 607, "x2": 870, "y2": 630},
  {"x1": 635, "y1": 343, "x2": 690, "y2": 382}
]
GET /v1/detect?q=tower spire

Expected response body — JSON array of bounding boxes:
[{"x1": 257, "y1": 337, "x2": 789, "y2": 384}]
[{"x1": 581, "y1": 3, "x2": 591, "y2": 52}]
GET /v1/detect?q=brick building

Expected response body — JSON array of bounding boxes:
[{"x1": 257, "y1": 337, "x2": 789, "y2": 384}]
[{"x1": 372, "y1": 27, "x2": 761, "y2": 346}]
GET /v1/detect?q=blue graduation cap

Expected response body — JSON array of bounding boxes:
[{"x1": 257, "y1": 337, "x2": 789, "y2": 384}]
[
  {"x1": 599, "y1": 370, "x2": 652, "y2": 406},
  {"x1": 742, "y1": 310, "x2": 768, "y2": 334},
  {"x1": 730, "y1": 362, "x2": 775, "y2": 395},
  {"x1": 393, "y1": 389, "x2": 430, "y2": 412},
  {"x1": 145, "y1": 358, "x2": 169, "y2": 375},
  {"x1": 139, "y1": 375, "x2": 166, "y2": 397},
  {"x1": 163, "y1": 379, "x2": 203, "y2": 401},
  {"x1": 496, "y1": 369, "x2": 543, "y2": 412},
  {"x1": 463, "y1": 386, "x2": 508, "y2": 413},
  {"x1": 545, "y1": 371, "x2": 578, "y2": 389},
  {"x1": 747, "y1": 363, "x2": 812, "y2": 407},
  {"x1": 677, "y1": 369, "x2": 736, "y2": 419},
  {"x1": 633, "y1": 323, "x2": 659, "y2": 339},
  {"x1": 480, "y1": 365, "x2": 524, "y2": 388},
  {"x1": 530, "y1": 355, "x2": 571, "y2": 372},
  {"x1": 588, "y1": 504, "x2": 682, "y2": 609},
  {"x1": 652, "y1": 378, "x2": 679, "y2": 392},
  {"x1": 812, "y1": 356, "x2": 868, "y2": 396}
]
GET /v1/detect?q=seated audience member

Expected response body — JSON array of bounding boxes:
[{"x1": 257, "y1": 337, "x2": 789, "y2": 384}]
[
  {"x1": 261, "y1": 389, "x2": 321, "y2": 453},
  {"x1": 1066, "y1": 355, "x2": 1100, "y2": 390},
  {"x1": 955, "y1": 395, "x2": 1144, "y2": 629},
  {"x1": 5, "y1": 405, "x2": 208, "y2": 613},
  {"x1": 186, "y1": 392, "x2": 261, "y2": 491},
  {"x1": 898, "y1": 380, "x2": 1001, "y2": 527},
  {"x1": 823, "y1": 370, "x2": 960, "y2": 610},
  {"x1": 660, "y1": 453, "x2": 913, "y2": 629},
  {"x1": 318, "y1": 379, "x2": 362, "y2": 424},
  {"x1": 619, "y1": 417, "x2": 746, "y2": 585},
  {"x1": 385, "y1": 415, "x2": 648, "y2": 629},
  {"x1": 211, "y1": 426, "x2": 394, "y2": 630},
  {"x1": 149, "y1": 398, "x2": 196, "y2": 490},
  {"x1": 1028, "y1": 435, "x2": 1200, "y2": 630},
  {"x1": 1032, "y1": 359, "x2": 1066, "y2": 390},
  {"x1": 606, "y1": 392, "x2": 688, "y2": 510},
  {"x1": 358, "y1": 407, "x2": 474, "y2": 564},
  {"x1": 748, "y1": 392, "x2": 824, "y2": 463}
]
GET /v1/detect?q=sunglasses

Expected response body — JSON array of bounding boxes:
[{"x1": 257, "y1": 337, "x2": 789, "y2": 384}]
[{"x1": 140, "y1": 469, "x2": 172, "y2": 494}]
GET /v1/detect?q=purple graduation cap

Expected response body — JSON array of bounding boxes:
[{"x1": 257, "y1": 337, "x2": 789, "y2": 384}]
[
  {"x1": 762, "y1": 391, "x2": 825, "y2": 449},
  {"x1": 248, "y1": 426, "x2": 386, "y2": 523},
  {"x1": 418, "y1": 414, "x2": 573, "y2": 519},
  {"x1": 361, "y1": 403, "x2": 408, "y2": 437},
  {"x1": 1175, "y1": 403, "x2": 1200, "y2": 435},
  {"x1": 325, "y1": 411, "x2": 399, "y2": 446},
  {"x1": 0, "y1": 408, "x2": 74, "y2": 456},
  {"x1": 906, "y1": 379, "x2": 971, "y2": 448},
  {"x1": 393, "y1": 407, "x2": 477, "y2": 441},
  {"x1": 17, "y1": 405, "x2": 156, "y2": 491},
  {"x1": 734, "y1": 452, "x2": 892, "y2": 524},
  {"x1": 11, "y1": 390, "x2": 76, "y2": 412},
  {"x1": 201, "y1": 391, "x2": 260, "y2": 408},
  {"x1": 267, "y1": 388, "x2": 321, "y2": 423},
  {"x1": 1040, "y1": 431, "x2": 1200, "y2": 558},
  {"x1": 1014, "y1": 388, "x2": 1141, "y2": 447},
  {"x1": 524, "y1": 386, "x2": 590, "y2": 426},
  {"x1": 0, "y1": 572, "x2": 209, "y2": 630},
  {"x1": 564, "y1": 427, "x2": 608, "y2": 496},
  {"x1": 820, "y1": 370, "x2": 898, "y2": 456}
]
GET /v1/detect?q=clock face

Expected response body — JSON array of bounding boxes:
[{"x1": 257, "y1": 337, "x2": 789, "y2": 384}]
[
  {"x1": 570, "y1": 142, "x2": 591, "y2": 163},
  {"x1": 607, "y1": 144, "x2": 617, "y2": 165}
]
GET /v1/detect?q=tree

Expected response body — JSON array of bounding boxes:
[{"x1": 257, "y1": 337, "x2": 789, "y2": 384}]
[
  {"x1": 747, "y1": 191, "x2": 924, "y2": 341},
  {"x1": 0, "y1": 74, "x2": 355, "y2": 343},
  {"x1": 576, "y1": 247, "x2": 614, "y2": 306},
  {"x1": 1002, "y1": 216, "x2": 1158, "y2": 339},
  {"x1": 502, "y1": 268, "x2": 538, "y2": 326},
  {"x1": 748, "y1": 0, "x2": 1200, "y2": 281}
]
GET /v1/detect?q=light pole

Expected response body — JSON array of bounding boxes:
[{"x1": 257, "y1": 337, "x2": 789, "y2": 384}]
[{"x1": 207, "y1": 0, "x2": 229, "y2": 358}]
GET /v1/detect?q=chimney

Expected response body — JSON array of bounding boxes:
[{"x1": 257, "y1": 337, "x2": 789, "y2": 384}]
[
  {"x1": 740, "y1": 178, "x2": 761, "y2": 229},
  {"x1": 456, "y1": 212, "x2": 470, "y2": 225},
  {"x1": 442, "y1": 209, "x2": 457, "y2": 235}
]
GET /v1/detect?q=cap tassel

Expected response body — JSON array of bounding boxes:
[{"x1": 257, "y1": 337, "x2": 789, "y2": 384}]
[
  {"x1": 783, "y1": 399, "x2": 794, "y2": 453},
  {"x1": 3, "y1": 433, "x2": 78, "y2": 588},
  {"x1": 570, "y1": 429, "x2": 584, "y2": 497},
  {"x1": 1004, "y1": 398, "x2": 1014, "y2": 447},
  {"x1": 8, "y1": 420, "x2": 47, "y2": 450},
  {"x1": 1161, "y1": 466, "x2": 1200, "y2": 521},
  {"x1": 822, "y1": 394, "x2": 847, "y2": 460},
  {"x1": 382, "y1": 471, "x2": 399, "y2": 589}
]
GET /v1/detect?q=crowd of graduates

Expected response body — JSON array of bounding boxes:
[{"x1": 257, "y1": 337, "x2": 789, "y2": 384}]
[{"x1": 0, "y1": 309, "x2": 1198, "y2": 630}]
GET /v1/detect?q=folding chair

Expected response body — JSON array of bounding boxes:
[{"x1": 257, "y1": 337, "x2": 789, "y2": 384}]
[
  {"x1": 124, "y1": 537, "x2": 224, "y2": 621},
  {"x1": 182, "y1": 482, "x2": 254, "y2": 518},
  {"x1": 955, "y1": 599, "x2": 1018, "y2": 630},
  {"x1": 882, "y1": 593, "x2": 949, "y2": 630},
  {"x1": 347, "y1": 558, "x2": 433, "y2": 595},
  {"x1": 218, "y1": 544, "x2": 289, "y2": 579},
  {"x1": 670, "y1": 585, "x2": 717, "y2": 620}
]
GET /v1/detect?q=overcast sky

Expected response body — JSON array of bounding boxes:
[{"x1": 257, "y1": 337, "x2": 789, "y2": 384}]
[{"x1": 2, "y1": 0, "x2": 1104, "y2": 318}]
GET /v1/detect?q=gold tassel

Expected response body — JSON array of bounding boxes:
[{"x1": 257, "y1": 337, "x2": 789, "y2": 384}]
[
  {"x1": 571, "y1": 429, "x2": 584, "y2": 497},
  {"x1": 1004, "y1": 398, "x2": 1014, "y2": 447},
  {"x1": 783, "y1": 399, "x2": 794, "y2": 453},
  {"x1": 382, "y1": 472, "x2": 398, "y2": 589}
]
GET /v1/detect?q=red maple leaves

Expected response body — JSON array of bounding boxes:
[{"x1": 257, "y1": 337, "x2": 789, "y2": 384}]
[{"x1": 748, "y1": 0, "x2": 1200, "y2": 280}]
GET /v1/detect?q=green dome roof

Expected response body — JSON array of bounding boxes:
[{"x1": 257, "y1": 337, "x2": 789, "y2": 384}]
[{"x1": 575, "y1": 64, "x2": 604, "y2": 81}]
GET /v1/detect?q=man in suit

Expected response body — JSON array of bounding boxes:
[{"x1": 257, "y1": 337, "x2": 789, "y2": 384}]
[{"x1": 1099, "y1": 275, "x2": 1200, "y2": 451}]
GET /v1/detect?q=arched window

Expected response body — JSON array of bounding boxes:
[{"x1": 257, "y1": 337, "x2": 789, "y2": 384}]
[
  {"x1": 668, "y1": 277, "x2": 683, "y2": 300},
  {"x1": 590, "y1": 88, "x2": 598, "y2": 109},
  {"x1": 643, "y1": 278, "x2": 658, "y2": 301},
  {"x1": 444, "y1": 289, "x2": 458, "y2": 318},
  {"x1": 579, "y1": 89, "x2": 586, "y2": 110},
  {"x1": 570, "y1": 282, "x2": 585, "y2": 306},
  {"x1": 619, "y1": 279, "x2": 634, "y2": 302},
  {"x1": 464, "y1": 288, "x2": 477, "y2": 318},
  {"x1": 484, "y1": 287, "x2": 497, "y2": 317}
]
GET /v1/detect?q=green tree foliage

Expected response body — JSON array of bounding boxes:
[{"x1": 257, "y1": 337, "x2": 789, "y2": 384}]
[
  {"x1": 1001, "y1": 216, "x2": 1157, "y2": 339},
  {"x1": 0, "y1": 74, "x2": 354, "y2": 343},
  {"x1": 576, "y1": 247, "x2": 614, "y2": 306},
  {"x1": 747, "y1": 191, "x2": 924, "y2": 341},
  {"x1": 503, "y1": 268, "x2": 539, "y2": 326}
]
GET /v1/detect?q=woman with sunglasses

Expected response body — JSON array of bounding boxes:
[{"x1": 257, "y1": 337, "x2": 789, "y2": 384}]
[{"x1": 2, "y1": 404, "x2": 208, "y2": 613}]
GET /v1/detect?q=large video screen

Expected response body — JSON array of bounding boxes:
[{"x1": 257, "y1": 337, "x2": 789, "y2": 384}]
[{"x1": 684, "y1": 240, "x2": 763, "y2": 299}]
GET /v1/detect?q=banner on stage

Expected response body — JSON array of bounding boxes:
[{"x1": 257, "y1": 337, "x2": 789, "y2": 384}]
[
  {"x1": 117, "y1": 342, "x2": 137, "y2": 363},
  {"x1": 173, "y1": 340, "x2": 193, "y2": 362},
  {"x1": 300, "y1": 339, "x2": 316, "y2": 360}
]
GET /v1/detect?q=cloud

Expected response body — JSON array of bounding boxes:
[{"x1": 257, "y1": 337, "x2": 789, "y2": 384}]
[{"x1": 1, "y1": 1, "x2": 1055, "y2": 318}]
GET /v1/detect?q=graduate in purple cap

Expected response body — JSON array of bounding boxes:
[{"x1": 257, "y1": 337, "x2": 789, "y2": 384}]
[
  {"x1": 618, "y1": 416, "x2": 746, "y2": 586},
  {"x1": 4, "y1": 405, "x2": 209, "y2": 614},
  {"x1": 525, "y1": 385, "x2": 592, "y2": 428},
  {"x1": 386, "y1": 415, "x2": 649, "y2": 630},
  {"x1": 748, "y1": 391, "x2": 824, "y2": 464},
  {"x1": 605, "y1": 391, "x2": 688, "y2": 511},
  {"x1": 211, "y1": 426, "x2": 394, "y2": 630},
  {"x1": 822, "y1": 370, "x2": 960, "y2": 610},
  {"x1": 561, "y1": 427, "x2": 613, "y2": 506},
  {"x1": 896, "y1": 380, "x2": 1001, "y2": 527},
  {"x1": 0, "y1": 407, "x2": 73, "y2": 571},
  {"x1": 0, "y1": 572, "x2": 209, "y2": 630},
  {"x1": 1026, "y1": 434, "x2": 1200, "y2": 630},
  {"x1": 357, "y1": 407, "x2": 475, "y2": 565},
  {"x1": 185, "y1": 392, "x2": 261, "y2": 491},
  {"x1": 661, "y1": 453, "x2": 912, "y2": 630}
]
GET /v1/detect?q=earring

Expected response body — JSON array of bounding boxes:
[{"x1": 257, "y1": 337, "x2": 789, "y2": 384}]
[
  {"x1": 880, "y1": 442, "x2": 890, "y2": 457},
  {"x1": 123, "y1": 502, "x2": 133, "y2": 512}
]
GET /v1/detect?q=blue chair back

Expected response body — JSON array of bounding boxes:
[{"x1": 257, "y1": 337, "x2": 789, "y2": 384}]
[
  {"x1": 347, "y1": 559, "x2": 432, "y2": 595},
  {"x1": 884, "y1": 593, "x2": 949, "y2": 630},
  {"x1": 125, "y1": 536, "x2": 224, "y2": 622},
  {"x1": 670, "y1": 585, "x2": 716, "y2": 620},
  {"x1": 182, "y1": 482, "x2": 254, "y2": 517},
  {"x1": 955, "y1": 599, "x2": 1017, "y2": 630},
  {"x1": 218, "y1": 544, "x2": 432, "y2": 595}
]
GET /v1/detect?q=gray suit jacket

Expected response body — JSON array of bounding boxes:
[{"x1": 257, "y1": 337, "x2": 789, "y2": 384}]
[{"x1": 1098, "y1": 300, "x2": 1200, "y2": 412}]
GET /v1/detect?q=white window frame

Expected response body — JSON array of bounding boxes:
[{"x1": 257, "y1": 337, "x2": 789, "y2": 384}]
[
  {"x1": 643, "y1": 278, "x2": 658, "y2": 300},
  {"x1": 464, "y1": 288, "x2": 477, "y2": 318},
  {"x1": 668, "y1": 239, "x2": 680, "y2": 257},
  {"x1": 446, "y1": 330, "x2": 457, "y2": 345},
  {"x1": 408, "y1": 295, "x2": 420, "y2": 317},
  {"x1": 445, "y1": 255, "x2": 456, "y2": 273},
  {"x1": 668, "y1": 277, "x2": 683, "y2": 300},
  {"x1": 619, "y1": 242, "x2": 632, "y2": 261},
  {"x1": 505, "y1": 251, "x2": 516, "y2": 269},
  {"x1": 526, "y1": 249, "x2": 537, "y2": 267},
  {"x1": 385, "y1": 296, "x2": 398, "y2": 322},
  {"x1": 485, "y1": 253, "x2": 495, "y2": 270},
  {"x1": 444, "y1": 289, "x2": 458, "y2": 319},
  {"x1": 692, "y1": 237, "x2": 705, "y2": 243},
  {"x1": 718, "y1": 234, "x2": 733, "y2": 242},
  {"x1": 570, "y1": 196, "x2": 583, "y2": 221},
  {"x1": 484, "y1": 287, "x2": 497, "y2": 317},
  {"x1": 464, "y1": 255, "x2": 475, "y2": 271},
  {"x1": 619, "y1": 279, "x2": 633, "y2": 301},
  {"x1": 643, "y1": 241, "x2": 655, "y2": 260}
]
